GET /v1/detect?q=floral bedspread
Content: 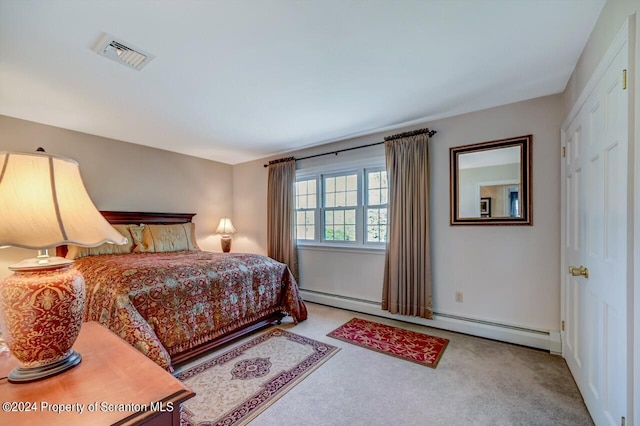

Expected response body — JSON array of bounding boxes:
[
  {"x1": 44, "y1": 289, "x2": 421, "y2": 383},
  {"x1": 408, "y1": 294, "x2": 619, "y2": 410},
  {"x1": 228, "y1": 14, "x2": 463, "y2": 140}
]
[{"x1": 73, "y1": 251, "x2": 307, "y2": 370}]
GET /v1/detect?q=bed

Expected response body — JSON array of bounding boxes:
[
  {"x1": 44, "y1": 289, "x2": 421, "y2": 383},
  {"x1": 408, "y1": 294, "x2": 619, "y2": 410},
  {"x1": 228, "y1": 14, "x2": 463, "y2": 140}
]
[{"x1": 57, "y1": 211, "x2": 307, "y2": 371}]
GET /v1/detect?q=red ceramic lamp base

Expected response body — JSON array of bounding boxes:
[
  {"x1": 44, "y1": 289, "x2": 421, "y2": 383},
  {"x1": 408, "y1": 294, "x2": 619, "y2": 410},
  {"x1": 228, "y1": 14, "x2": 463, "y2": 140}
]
[
  {"x1": 0, "y1": 263, "x2": 85, "y2": 383},
  {"x1": 220, "y1": 236, "x2": 232, "y2": 253},
  {"x1": 8, "y1": 350, "x2": 82, "y2": 383}
]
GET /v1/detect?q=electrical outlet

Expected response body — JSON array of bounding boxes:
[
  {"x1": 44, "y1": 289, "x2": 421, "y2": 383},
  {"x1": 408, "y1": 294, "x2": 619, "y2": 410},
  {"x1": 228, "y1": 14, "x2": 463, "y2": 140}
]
[{"x1": 455, "y1": 291, "x2": 463, "y2": 303}]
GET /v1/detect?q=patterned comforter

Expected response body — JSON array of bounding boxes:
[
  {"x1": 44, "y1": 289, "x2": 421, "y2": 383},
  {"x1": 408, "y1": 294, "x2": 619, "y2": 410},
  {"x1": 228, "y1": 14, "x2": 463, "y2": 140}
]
[{"x1": 73, "y1": 251, "x2": 307, "y2": 370}]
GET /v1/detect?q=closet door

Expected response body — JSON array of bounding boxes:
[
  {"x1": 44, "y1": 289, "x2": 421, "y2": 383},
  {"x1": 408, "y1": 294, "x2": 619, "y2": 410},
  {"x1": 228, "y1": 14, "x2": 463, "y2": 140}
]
[{"x1": 562, "y1": 23, "x2": 629, "y2": 426}]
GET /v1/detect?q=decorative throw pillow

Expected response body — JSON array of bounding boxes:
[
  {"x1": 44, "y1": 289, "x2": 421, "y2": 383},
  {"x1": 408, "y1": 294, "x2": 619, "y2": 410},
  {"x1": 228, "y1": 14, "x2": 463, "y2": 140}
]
[
  {"x1": 132, "y1": 223, "x2": 200, "y2": 253},
  {"x1": 128, "y1": 224, "x2": 145, "y2": 250},
  {"x1": 66, "y1": 224, "x2": 134, "y2": 259}
]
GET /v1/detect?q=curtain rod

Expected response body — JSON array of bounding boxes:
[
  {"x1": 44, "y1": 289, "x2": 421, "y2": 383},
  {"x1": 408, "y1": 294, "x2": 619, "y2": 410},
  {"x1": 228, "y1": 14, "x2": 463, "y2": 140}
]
[{"x1": 263, "y1": 128, "x2": 436, "y2": 167}]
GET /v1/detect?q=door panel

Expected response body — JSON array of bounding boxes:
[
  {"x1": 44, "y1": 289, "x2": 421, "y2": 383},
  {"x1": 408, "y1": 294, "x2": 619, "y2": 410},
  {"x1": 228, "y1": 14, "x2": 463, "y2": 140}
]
[
  {"x1": 604, "y1": 142, "x2": 619, "y2": 261},
  {"x1": 565, "y1": 129, "x2": 581, "y2": 369},
  {"x1": 562, "y1": 28, "x2": 628, "y2": 425}
]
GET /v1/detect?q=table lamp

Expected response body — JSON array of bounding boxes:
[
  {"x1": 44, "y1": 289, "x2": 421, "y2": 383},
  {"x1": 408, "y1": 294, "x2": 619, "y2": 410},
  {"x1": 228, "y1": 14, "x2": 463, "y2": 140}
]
[
  {"x1": 215, "y1": 217, "x2": 237, "y2": 253},
  {"x1": 0, "y1": 149, "x2": 127, "y2": 383}
]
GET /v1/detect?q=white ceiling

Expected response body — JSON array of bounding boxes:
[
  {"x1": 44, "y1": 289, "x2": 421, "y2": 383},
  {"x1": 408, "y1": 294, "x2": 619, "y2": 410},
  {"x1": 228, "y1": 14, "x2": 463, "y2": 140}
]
[{"x1": 0, "y1": 0, "x2": 604, "y2": 165}]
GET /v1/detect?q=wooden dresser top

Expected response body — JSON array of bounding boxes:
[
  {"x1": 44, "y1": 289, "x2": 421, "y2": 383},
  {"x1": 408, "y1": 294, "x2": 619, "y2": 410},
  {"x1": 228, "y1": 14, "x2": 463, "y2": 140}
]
[{"x1": 0, "y1": 321, "x2": 194, "y2": 425}]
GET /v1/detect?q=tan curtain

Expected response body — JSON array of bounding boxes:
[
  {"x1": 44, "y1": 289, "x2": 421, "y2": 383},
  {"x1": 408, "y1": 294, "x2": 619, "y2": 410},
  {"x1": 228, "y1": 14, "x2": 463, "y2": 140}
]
[
  {"x1": 267, "y1": 158, "x2": 298, "y2": 281},
  {"x1": 382, "y1": 131, "x2": 432, "y2": 319}
]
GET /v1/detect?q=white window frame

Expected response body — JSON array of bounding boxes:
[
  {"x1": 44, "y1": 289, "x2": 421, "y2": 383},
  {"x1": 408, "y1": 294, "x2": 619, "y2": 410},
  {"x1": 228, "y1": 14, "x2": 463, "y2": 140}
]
[
  {"x1": 294, "y1": 178, "x2": 319, "y2": 241},
  {"x1": 320, "y1": 169, "x2": 362, "y2": 244},
  {"x1": 295, "y1": 158, "x2": 387, "y2": 250},
  {"x1": 363, "y1": 166, "x2": 388, "y2": 245}
]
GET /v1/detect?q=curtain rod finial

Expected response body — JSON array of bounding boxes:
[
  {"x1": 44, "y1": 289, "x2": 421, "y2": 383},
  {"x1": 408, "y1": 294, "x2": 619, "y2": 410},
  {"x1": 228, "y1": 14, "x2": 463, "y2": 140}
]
[{"x1": 384, "y1": 128, "x2": 435, "y2": 142}]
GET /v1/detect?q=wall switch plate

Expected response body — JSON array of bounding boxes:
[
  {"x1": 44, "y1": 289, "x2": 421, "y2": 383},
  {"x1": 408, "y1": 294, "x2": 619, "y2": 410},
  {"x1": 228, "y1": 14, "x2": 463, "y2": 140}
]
[{"x1": 455, "y1": 291, "x2": 463, "y2": 303}]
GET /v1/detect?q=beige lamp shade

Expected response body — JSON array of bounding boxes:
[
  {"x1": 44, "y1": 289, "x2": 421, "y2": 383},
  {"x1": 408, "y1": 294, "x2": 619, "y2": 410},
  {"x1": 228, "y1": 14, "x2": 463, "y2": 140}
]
[
  {"x1": 0, "y1": 151, "x2": 127, "y2": 249},
  {"x1": 0, "y1": 150, "x2": 127, "y2": 383},
  {"x1": 215, "y1": 217, "x2": 237, "y2": 235}
]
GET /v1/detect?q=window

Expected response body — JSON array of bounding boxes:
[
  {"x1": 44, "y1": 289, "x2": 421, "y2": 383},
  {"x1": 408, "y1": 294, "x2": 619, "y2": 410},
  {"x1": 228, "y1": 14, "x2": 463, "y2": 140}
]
[
  {"x1": 295, "y1": 179, "x2": 316, "y2": 240},
  {"x1": 295, "y1": 166, "x2": 387, "y2": 245},
  {"x1": 323, "y1": 173, "x2": 358, "y2": 241},
  {"x1": 365, "y1": 170, "x2": 388, "y2": 243}
]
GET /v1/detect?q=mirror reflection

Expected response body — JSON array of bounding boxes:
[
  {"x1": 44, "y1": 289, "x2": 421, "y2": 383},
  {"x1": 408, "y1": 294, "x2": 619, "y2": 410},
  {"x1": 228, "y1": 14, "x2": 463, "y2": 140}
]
[
  {"x1": 458, "y1": 146, "x2": 521, "y2": 218},
  {"x1": 450, "y1": 135, "x2": 532, "y2": 225}
]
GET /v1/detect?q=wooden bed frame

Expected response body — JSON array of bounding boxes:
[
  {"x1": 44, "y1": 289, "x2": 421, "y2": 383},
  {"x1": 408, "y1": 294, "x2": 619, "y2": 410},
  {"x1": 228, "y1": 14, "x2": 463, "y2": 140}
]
[{"x1": 58, "y1": 211, "x2": 285, "y2": 366}]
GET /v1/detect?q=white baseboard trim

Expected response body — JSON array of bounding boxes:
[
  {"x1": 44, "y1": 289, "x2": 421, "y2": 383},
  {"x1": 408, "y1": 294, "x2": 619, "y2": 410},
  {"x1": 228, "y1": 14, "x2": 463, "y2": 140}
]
[{"x1": 300, "y1": 289, "x2": 560, "y2": 353}]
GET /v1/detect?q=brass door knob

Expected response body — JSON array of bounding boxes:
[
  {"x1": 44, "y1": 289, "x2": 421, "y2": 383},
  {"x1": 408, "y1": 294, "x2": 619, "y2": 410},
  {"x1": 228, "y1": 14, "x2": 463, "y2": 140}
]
[{"x1": 568, "y1": 265, "x2": 589, "y2": 279}]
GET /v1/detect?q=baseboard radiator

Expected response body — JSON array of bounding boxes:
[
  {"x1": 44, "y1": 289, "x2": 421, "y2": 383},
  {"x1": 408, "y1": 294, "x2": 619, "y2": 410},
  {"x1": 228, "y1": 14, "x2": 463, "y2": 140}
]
[{"x1": 299, "y1": 289, "x2": 561, "y2": 354}]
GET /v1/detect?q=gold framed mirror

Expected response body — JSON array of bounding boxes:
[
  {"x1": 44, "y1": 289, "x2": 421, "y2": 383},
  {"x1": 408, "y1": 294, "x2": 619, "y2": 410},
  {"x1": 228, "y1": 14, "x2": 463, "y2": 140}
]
[{"x1": 450, "y1": 135, "x2": 532, "y2": 225}]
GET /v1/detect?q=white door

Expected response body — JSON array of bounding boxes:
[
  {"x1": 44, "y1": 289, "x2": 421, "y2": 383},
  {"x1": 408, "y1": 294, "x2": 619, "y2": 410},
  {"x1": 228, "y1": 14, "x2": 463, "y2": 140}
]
[{"x1": 562, "y1": 25, "x2": 629, "y2": 426}]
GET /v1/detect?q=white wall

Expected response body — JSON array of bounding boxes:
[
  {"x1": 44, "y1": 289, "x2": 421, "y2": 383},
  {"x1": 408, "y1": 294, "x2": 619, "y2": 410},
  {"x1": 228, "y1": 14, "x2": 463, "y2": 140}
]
[
  {"x1": 233, "y1": 94, "x2": 564, "y2": 335},
  {"x1": 0, "y1": 115, "x2": 233, "y2": 278}
]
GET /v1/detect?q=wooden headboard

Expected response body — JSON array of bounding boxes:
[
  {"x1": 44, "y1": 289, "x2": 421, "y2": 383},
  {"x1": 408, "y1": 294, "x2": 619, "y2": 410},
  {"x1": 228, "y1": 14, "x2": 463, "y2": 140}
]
[
  {"x1": 99, "y1": 211, "x2": 196, "y2": 225},
  {"x1": 55, "y1": 211, "x2": 196, "y2": 257}
]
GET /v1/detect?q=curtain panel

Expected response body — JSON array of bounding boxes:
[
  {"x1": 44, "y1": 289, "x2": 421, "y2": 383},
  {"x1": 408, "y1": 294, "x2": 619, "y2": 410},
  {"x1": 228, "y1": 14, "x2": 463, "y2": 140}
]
[
  {"x1": 267, "y1": 158, "x2": 299, "y2": 281},
  {"x1": 382, "y1": 132, "x2": 432, "y2": 319}
]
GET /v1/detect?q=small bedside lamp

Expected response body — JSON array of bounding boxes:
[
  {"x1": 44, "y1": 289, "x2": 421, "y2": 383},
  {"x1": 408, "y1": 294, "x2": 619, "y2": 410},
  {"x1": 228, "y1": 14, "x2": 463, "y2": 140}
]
[
  {"x1": 215, "y1": 217, "x2": 237, "y2": 253},
  {"x1": 0, "y1": 149, "x2": 127, "y2": 383}
]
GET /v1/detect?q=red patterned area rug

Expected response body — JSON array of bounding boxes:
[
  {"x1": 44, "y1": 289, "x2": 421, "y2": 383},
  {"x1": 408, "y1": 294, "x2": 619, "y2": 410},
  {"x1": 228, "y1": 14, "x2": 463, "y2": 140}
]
[
  {"x1": 176, "y1": 328, "x2": 339, "y2": 426},
  {"x1": 327, "y1": 317, "x2": 448, "y2": 368}
]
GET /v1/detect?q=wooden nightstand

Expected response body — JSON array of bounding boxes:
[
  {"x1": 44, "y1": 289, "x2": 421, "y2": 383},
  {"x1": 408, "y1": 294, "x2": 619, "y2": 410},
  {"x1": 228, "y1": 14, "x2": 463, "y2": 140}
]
[{"x1": 0, "y1": 322, "x2": 194, "y2": 425}]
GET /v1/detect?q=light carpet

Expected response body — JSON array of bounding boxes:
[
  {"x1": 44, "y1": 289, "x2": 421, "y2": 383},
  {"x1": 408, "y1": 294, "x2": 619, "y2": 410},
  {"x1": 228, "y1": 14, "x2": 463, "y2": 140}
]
[
  {"x1": 248, "y1": 303, "x2": 594, "y2": 426},
  {"x1": 175, "y1": 328, "x2": 339, "y2": 426}
]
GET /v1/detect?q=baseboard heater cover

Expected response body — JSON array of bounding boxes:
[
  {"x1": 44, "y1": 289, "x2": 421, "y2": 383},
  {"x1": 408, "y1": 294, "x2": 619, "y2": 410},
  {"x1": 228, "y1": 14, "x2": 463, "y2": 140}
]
[{"x1": 299, "y1": 289, "x2": 561, "y2": 353}]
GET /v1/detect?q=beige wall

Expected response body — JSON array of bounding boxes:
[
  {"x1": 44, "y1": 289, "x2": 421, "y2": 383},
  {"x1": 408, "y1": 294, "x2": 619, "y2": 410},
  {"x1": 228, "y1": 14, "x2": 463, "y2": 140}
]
[
  {"x1": 233, "y1": 94, "x2": 564, "y2": 332},
  {"x1": 0, "y1": 115, "x2": 233, "y2": 278},
  {"x1": 232, "y1": 160, "x2": 269, "y2": 255}
]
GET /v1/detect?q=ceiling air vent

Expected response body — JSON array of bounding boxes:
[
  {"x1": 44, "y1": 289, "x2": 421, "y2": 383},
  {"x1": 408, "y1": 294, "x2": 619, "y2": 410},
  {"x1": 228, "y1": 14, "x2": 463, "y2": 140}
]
[{"x1": 92, "y1": 33, "x2": 155, "y2": 71}]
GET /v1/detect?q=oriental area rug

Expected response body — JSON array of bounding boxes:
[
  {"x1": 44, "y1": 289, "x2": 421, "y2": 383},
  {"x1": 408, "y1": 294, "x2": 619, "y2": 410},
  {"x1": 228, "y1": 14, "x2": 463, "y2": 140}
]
[
  {"x1": 175, "y1": 328, "x2": 339, "y2": 426},
  {"x1": 327, "y1": 317, "x2": 449, "y2": 368}
]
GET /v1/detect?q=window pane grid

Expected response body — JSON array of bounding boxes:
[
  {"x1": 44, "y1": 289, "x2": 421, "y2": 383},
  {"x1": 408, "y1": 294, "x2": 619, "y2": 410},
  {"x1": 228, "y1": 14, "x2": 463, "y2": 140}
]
[
  {"x1": 295, "y1": 179, "x2": 317, "y2": 210},
  {"x1": 365, "y1": 170, "x2": 388, "y2": 243},
  {"x1": 296, "y1": 210, "x2": 315, "y2": 240},
  {"x1": 366, "y1": 170, "x2": 388, "y2": 207},
  {"x1": 324, "y1": 174, "x2": 357, "y2": 208},
  {"x1": 366, "y1": 207, "x2": 387, "y2": 242},
  {"x1": 295, "y1": 179, "x2": 317, "y2": 241},
  {"x1": 296, "y1": 168, "x2": 388, "y2": 244},
  {"x1": 324, "y1": 208, "x2": 356, "y2": 241},
  {"x1": 322, "y1": 173, "x2": 358, "y2": 242}
]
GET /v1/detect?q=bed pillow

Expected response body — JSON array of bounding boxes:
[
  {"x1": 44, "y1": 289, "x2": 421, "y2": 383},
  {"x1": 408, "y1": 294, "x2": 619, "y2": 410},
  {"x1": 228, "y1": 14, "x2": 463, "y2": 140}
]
[
  {"x1": 131, "y1": 223, "x2": 200, "y2": 253},
  {"x1": 66, "y1": 224, "x2": 134, "y2": 259}
]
